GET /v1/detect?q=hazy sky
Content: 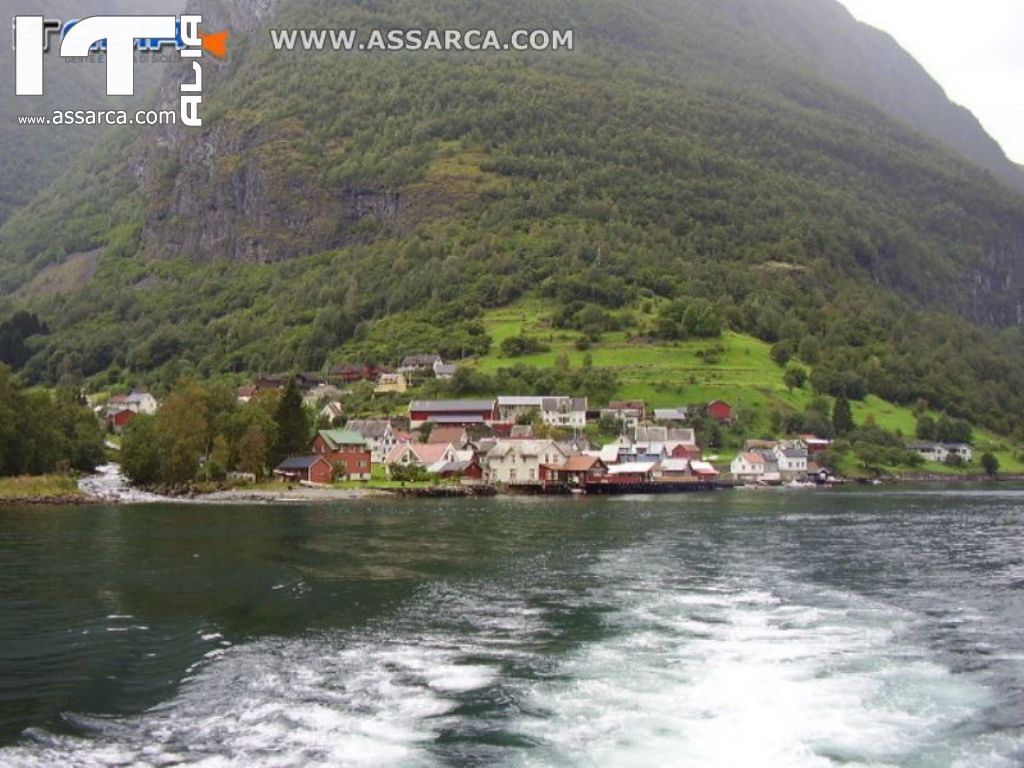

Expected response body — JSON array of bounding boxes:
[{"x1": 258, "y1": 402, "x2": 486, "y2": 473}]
[{"x1": 838, "y1": 0, "x2": 1024, "y2": 164}]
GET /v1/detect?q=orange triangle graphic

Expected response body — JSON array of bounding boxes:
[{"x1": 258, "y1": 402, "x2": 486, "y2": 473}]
[{"x1": 199, "y1": 29, "x2": 229, "y2": 60}]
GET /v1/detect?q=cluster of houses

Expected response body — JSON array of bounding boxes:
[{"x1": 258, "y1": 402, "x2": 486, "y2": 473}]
[
  {"x1": 236, "y1": 356, "x2": 460, "y2": 410},
  {"x1": 93, "y1": 390, "x2": 159, "y2": 434},
  {"x1": 272, "y1": 396, "x2": 726, "y2": 492},
  {"x1": 729, "y1": 436, "x2": 833, "y2": 485},
  {"x1": 94, "y1": 369, "x2": 977, "y2": 491}
]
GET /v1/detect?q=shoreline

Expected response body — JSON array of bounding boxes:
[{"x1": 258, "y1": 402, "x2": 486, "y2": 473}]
[{"x1": 3, "y1": 473, "x2": 1023, "y2": 507}]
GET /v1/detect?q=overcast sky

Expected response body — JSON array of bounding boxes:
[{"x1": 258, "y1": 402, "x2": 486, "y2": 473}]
[{"x1": 838, "y1": 0, "x2": 1024, "y2": 164}]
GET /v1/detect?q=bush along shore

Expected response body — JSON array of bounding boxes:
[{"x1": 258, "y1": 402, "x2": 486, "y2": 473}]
[{"x1": 0, "y1": 475, "x2": 96, "y2": 506}]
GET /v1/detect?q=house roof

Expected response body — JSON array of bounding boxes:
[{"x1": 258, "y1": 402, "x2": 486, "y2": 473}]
[
  {"x1": 487, "y1": 440, "x2": 565, "y2": 459},
  {"x1": 608, "y1": 462, "x2": 657, "y2": 475},
  {"x1": 690, "y1": 461, "x2": 719, "y2": 475},
  {"x1": 401, "y1": 354, "x2": 442, "y2": 368},
  {"x1": 660, "y1": 459, "x2": 691, "y2": 473},
  {"x1": 428, "y1": 426, "x2": 468, "y2": 445},
  {"x1": 635, "y1": 426, "x2": 669, "y2": 443},
  {"x1": 558, "y1": 455, "x2": 604, "y2": 472},
  {"x1": 497, "y1": 396, "x2": 546, "y2": 407},
  {"x1": 276, "y1": 455, "x2": 329, "y2": 471},
  {"x1": 410, "y1": 400, "x2": 495, "y2": 413},
  {"x1": 434, "y1": 364, "x2": 457, "y2": 377},
  {"x1": 654, "y1": 408, "x2": 689, "y2": 421},
  {"x1": 738, "y1": 452, "x2": 767, "y2": 464},
  {"x1": 318, "y1": 430, "x2": 367, "y2": 449},
  {"x1": 346, "y1": 419, "x2": 392, "y2": 439},
  {"x1": 386, "y1": 442, "x2": 453, "y2": 465}
]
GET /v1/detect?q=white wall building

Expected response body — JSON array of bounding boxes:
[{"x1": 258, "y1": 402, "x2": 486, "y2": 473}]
[{"x1": 484, "y1": 439, "x2": 568, "y2": 485}]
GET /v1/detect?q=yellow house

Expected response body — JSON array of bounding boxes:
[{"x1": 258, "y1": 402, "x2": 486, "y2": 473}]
[{"x1": 375, "y1": 373, "x2": 409, "y2": 394}]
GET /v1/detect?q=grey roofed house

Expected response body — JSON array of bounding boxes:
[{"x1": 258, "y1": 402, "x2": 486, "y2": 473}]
[
  {"x1": 667, "y1": 428, "x2": 697, "y2": 444},
  {"x1": 434, "y1": 363, "x2": 458, "y2": 378},
  {"x1": 275, "y1": 455, "x2": 325, "y2": 471},
  {"x1": 654, "y1": 407, "x2": 690, "y2": 422},
  {"x1": 400, "y1": 354, "x2": 442, "y2": 371},
  {"x1": 775, "y1": 440, "x2": 808, "y2": 458},
  {"x1": 559, "y1": 435, "x2": 596, "y2": 454},
  {"x1": 634, "y1": 426, "x2": 669, "y2": 443}
]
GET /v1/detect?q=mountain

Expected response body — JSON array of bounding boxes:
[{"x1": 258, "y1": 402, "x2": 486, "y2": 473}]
[
  {"x1": 0, "y1": 0, "x2": 1023, "y2": 434},
  {"x1": 0, "y1": 0, "x2": 182, "y2": 226},
  {"x1": 740, "y1": 0, "x2": 1024, "y2": 193}
]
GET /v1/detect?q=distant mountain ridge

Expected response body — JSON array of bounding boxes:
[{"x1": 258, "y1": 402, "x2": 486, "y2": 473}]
[{"x1": 746, "y1": 0, "x2": 1024, "y2": 192}]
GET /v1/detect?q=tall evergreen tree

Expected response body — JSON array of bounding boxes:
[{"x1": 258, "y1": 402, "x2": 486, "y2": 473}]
[
  {"x1": 832, "y1": 396, "x2": 855, "y2": 437},
  {"x1": 273, "y1": 377, "x2": 309, "y2": 465}
]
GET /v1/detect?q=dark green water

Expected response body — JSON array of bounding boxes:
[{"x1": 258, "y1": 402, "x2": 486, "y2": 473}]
[{"x1": 1, "y1": 488, "x2": 1023, "y2": 766}]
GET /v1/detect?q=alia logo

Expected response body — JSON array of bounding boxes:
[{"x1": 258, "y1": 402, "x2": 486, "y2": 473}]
[{"x1": 12, "y1": 14, "x2": 226, "y2": 127}]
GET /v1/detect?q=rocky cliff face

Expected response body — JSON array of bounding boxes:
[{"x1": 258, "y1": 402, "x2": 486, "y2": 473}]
[{"x1": 136, "y1": 0, "x2": 414, "y2": 262}]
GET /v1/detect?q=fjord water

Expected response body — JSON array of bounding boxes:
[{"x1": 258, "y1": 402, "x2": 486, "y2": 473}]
[{"x1": 1, "y1": 490, "x2": 1022, "y2": 767}]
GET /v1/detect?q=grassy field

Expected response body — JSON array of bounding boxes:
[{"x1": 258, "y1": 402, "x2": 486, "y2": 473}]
[
  {"x1": 474, "y1": 299, "x2": 1024, "y2": 474},
  {"x1": 0, "y1": 475, "x2": 84, "y2": 500}
]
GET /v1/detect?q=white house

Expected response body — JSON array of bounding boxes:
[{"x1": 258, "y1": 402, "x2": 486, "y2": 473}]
[
  {"x1": 347, "y1": 419, "x2": 399, "y2": 464},
  {"x1": 909, "y1": 442, "x2": 973, "y2": 464},
  {"x1": 731, "y1": 452, "x2": 768, "y2": 482},
  {"x1": 124, "y1": 390, "x2": 158, "y2": 415},
  {"x1": 496, "y1": 396, "x2": 588, "y2": 429},
  {"x1": 484, "y1": 439, "x2": 568, "y2": 485},
  {"x1": 773, "y1": 441, "x2": 808, "y2": 480}
]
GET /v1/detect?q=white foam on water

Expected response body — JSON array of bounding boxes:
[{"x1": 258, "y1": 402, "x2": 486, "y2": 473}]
[
  {"x1": 0, "y1": 632, "x2": 494, "y2": 768},
  {"x1": 510, "y1": 551, "x2": 1022, "y2": 768}
]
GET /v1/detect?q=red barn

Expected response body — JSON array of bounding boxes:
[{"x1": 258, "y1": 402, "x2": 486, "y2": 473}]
[
  {"x1": 707, "y1": 400, "x2": 734, "y2": 424},
  {"x1": 408, "y1": 400, "x2": 497, "y2": 427},
  {"x1": 274, "y1": 455, "x2": 334, "y2": 485}
]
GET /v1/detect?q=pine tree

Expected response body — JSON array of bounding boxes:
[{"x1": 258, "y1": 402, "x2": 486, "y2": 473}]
[
  {"x1": 273, "y1": 377, "x2": 309, "y2": 465},
  {"x1": 832, "y1": 396, "x2": 854, "y2": 436}
]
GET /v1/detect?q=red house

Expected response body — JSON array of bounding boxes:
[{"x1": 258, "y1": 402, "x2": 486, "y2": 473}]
[
  {"x1": 707, "y1": 400, "x2": 734, "y2": 424},
  {"x1": 669, "y1": 442, "x2": 702, "y2": 460},
  {"x1": 110, "y1": 409, "x2": 136, "y2": 434},
  {"x1": 330, "y1": 363, "x2": 379, "y2": 384},
  {"x1": 274, "y1": 455, "x2": 334, "y2": 485},
  {"x1": 312, "y1": 430, "x2": 373, "y2": 480}
]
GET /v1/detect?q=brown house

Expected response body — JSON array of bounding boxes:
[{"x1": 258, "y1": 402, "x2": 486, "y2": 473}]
[{"x1": 540, "y1": 455, "x2": 609, "y2": 485}]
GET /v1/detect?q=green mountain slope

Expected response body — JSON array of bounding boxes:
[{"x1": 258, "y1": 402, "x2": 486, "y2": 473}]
[{"x1": 0, "y1": 0, "x2": 1023, "y2": 435}]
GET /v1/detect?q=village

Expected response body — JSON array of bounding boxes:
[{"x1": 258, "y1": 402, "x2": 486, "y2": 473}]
[{"x1": 93, "y1": 353, "x2": 979, "y2": 496}]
